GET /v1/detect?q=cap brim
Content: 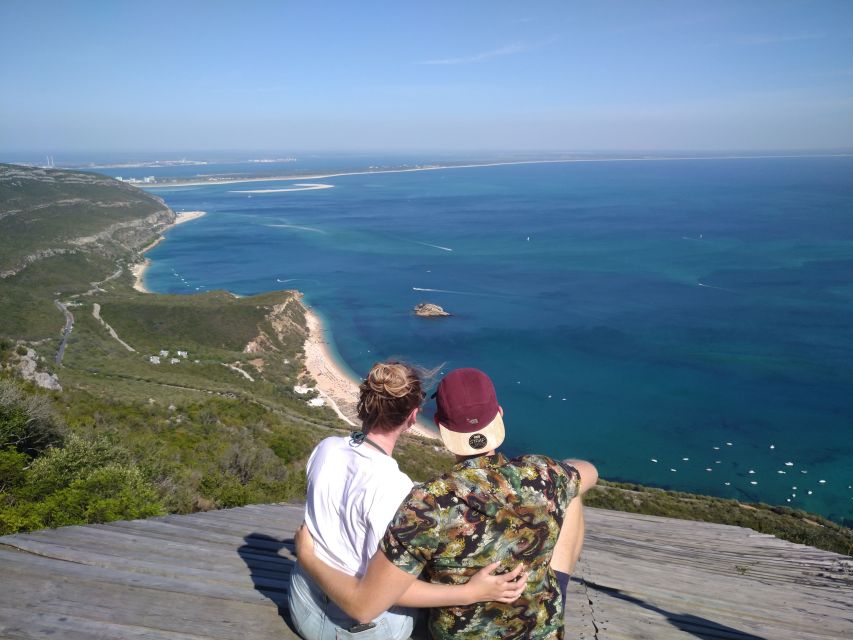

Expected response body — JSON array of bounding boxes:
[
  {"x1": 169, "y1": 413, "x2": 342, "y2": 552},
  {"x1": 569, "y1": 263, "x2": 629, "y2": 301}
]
[{"x1": 438, "y1": 412, "x2": 505, "y2": 457}]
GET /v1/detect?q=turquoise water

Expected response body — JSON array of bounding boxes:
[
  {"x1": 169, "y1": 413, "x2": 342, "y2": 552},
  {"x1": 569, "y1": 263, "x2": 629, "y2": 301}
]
[{"x1": 139, "y1": 157, "x2": 853, "y2": 523}]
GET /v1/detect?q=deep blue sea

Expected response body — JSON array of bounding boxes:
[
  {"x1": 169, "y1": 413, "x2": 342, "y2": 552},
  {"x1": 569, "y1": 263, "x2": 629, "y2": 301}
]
[{"x1": 104, "y1": 156, "x2": 853, "y2": 523}]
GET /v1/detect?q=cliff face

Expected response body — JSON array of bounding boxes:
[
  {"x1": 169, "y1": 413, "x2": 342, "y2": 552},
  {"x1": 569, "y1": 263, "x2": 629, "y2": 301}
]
[{"x1": 0, "y1": 164, "x2": 174, "y2": 278}]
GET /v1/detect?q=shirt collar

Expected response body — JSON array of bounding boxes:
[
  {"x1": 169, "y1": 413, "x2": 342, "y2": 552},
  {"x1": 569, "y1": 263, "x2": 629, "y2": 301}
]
[{"x1": 454, "y1": 452, "x2": 507, "y2": 472}]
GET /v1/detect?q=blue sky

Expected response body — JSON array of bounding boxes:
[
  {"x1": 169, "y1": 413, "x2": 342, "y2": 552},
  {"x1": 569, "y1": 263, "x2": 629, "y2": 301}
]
[{"x1": 1, "y1": 0, "x2": 852, "y2": 153}]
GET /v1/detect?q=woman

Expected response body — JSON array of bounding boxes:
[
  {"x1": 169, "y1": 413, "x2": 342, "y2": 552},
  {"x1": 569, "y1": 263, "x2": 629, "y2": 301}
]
[{"x1": 288, "y1": 361, "x2": 525, "y2": 640}]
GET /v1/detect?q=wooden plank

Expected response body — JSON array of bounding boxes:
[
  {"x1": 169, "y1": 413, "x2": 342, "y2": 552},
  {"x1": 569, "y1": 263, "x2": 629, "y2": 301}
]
[
  {"x1": 0, "y1": 604, "x2": 297, "y2": 640},
  {"x1": 0, "y1": 536, "x2": 293, "y2": 586},
  {"x1": 0, "y1": 562, "x2": 295, "y2": 640},
  {"x1": 6, "y1": 526, "x2": 294, "y2": 575},
  {"x1": 0, "y1": 548, "x2": 289, "y2": 606},
  {"x1": 1, "y1": 503, "x2": 851, "y2": 640}
]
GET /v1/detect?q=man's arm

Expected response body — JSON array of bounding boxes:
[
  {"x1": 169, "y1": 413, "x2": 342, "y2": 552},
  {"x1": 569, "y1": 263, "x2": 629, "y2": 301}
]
[
  {"x1": 550, "y1": 495, "x2": 585, "y2": 574},
  {"x1": 566, "y1": 459, "x2": 598, "y2": 496},
  {"x1": 550, "y1": 459, "x2": 596, "y2": 574},
  {"x1": 294, "y1": 524, "x2": 526, "y2": 623}
]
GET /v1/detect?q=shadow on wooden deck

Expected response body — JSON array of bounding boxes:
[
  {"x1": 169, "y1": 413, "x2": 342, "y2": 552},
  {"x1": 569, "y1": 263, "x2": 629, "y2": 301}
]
[{"x1": 236, "y1": 533, "x2": 297, "y2": 634}]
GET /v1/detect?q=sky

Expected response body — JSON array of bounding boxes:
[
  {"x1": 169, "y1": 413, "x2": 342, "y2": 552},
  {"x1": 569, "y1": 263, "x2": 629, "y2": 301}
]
[{"x1": 1, "y1": 0, "x2": 852, "y2": 154}]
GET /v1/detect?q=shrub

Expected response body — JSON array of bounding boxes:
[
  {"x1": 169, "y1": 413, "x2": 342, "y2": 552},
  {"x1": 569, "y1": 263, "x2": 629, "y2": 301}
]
[
  {"x1": 0, "y1": 448, "x2": 29, "y2": 492},
  {"x1": 29, "y1": 464, "x2": 163, "y2": 528},
  {"x1": 26, "y1": 434, "x2": 128, "y2": 497},
  {"x1": 0, "y1": 379, "x2": 65, "y2": 455}
]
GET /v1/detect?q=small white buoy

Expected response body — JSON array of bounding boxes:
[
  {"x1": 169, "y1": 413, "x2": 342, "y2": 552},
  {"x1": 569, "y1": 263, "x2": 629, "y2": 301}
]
[
  {"x1": 770, "y1": 444, "x2": 775, "y2": 449},
  {"x1": 808, "y1": 490, "x2": 813, "y2": 495}
]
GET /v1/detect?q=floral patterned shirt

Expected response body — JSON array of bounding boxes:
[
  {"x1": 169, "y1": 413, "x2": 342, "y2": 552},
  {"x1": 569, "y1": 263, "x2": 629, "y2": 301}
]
[{"x1": 380, "y1": 452, "x2": 580, "y2": 639}]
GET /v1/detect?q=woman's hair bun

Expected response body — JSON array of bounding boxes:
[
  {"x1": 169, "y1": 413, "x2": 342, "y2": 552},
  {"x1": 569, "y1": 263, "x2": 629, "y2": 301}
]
[
  {"x1": 358, "y1": 361, "x2": 424, "y2": 432},
  {"x1": 366, "y1": 362, "x2": 411, "y2": 398}
]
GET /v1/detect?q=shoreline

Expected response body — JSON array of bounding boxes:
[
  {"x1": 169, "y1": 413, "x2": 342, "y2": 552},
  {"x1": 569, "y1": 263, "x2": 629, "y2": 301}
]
[
  {"x1": 302, "y1": 306, "x2": 440, "y2": 440},
  {"x1": 131, "y1": 210, "x2": 206, "y2": 293},
  {"x1": 134, "y1": 153, "x2": 853, "y2": 189}
]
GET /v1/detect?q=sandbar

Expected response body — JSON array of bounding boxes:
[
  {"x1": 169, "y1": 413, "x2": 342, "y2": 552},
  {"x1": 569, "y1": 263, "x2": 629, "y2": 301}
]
[
  {"x1": 134, "y1": 153, "x2": 853, "y2": 190},
  {"x1": 229, "y1": 183, "x2": 334, "y2": 194},
  {"x1": 302, "y1": 306, "x2": 439, "y2": 441}
]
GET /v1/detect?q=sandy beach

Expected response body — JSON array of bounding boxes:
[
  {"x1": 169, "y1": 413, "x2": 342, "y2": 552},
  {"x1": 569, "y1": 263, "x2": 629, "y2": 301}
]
[
  {"x1": 132, "y1": 210, "x2": 206, "y2": 292},
  {"x1": 302, "y1": 307, "x2": 439, "y2": 440}
]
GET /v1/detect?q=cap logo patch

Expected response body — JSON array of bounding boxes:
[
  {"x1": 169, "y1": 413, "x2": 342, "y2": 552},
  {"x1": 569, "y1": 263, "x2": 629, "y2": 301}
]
[
  {"x1": 468, "y1": 434, "x2": 487, "y2": 449},
  {"x1": 467, "y1": 418, "x2": 479, "y2": 425}
]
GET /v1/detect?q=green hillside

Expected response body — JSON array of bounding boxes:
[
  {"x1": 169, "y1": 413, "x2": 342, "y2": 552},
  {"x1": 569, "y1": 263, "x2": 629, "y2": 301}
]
[
  {"x1": 0, "y1": 163, "x2": 448, "y2": 535},
  {"x1": 0, "y1": 164, "x2": 849, "y2": 556}
]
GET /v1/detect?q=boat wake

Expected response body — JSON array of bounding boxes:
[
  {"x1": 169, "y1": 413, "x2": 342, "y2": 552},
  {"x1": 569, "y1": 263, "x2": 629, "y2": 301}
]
[
  {"x1": 414, "y1": 241, "x2": 453, "y2": 252},
  {"x1": 266, "y1": 224, "x2": 326, "y2": 233}
]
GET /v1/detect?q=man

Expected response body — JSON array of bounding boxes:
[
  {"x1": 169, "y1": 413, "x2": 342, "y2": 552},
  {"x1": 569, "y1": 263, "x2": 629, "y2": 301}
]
[{"x1": 295, "y1": 367, "x2": 598, "y2": 639}]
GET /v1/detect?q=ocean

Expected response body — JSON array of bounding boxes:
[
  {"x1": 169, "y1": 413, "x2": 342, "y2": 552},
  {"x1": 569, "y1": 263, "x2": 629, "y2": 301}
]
[{"x1": 104, "y1": 155, "x2": 853, "y2": 523}]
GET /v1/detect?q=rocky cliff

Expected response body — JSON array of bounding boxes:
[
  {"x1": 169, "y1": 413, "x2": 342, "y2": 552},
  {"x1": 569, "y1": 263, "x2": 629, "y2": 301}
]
[{"x1": 0, "y1": 164, "x2": 174, "y2": 279}]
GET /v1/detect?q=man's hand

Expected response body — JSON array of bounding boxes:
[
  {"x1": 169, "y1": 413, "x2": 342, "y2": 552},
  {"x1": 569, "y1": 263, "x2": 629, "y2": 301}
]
[
  {"x1": 462, "y1": 562, "x2": 527, "y2": 605},
  {"x1": 294, "y1": 522, "x2": 315, "y2": 559}
]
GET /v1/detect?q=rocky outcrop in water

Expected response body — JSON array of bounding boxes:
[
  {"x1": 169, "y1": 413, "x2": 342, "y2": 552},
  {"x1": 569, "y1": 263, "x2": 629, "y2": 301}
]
[{"x1": 414, "y1": 302, "x2": 450, "y2": 317}]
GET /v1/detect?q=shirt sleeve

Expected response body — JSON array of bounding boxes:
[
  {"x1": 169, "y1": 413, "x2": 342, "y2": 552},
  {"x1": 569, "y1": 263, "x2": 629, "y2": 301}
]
[
  {"x1": 555, "y1": 459, "x2": 581, "y2": 513},
  {"x1": 379, "y1": 483, "x2": 442, "y2": 576}
]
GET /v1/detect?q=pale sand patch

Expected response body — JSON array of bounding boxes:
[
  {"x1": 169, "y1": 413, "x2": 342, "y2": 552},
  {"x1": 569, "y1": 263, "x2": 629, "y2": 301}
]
[
  {"x1": 229, "y1": 183, "x2": 334, "y2": 194},
  {"x1": 173, "y1": 210, "x2": 207, "y2": 225},
  {"x1": 131, "y1": 211, "x2": 207, "y2": 293},
  {"x1": 302, "y1": 307, "x2": 439, "y2": 440},
  {"x1": 131, "y1": 259, "x2": 152, "y2": 293}
]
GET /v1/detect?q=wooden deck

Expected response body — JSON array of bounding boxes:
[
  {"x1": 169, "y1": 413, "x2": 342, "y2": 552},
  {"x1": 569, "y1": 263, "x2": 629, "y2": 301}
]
[{"x1": 1, "y1": 504, "x2": 850, "y2": 639}]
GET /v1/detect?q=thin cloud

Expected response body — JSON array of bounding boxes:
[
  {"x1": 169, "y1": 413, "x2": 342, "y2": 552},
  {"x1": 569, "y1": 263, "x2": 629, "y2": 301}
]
[
  {"x1": 734, "y1": 33, "x2": 825, "y2": 46},
  {"x1": 419, "y1": 42, "x2": 531, "y2": 65}
]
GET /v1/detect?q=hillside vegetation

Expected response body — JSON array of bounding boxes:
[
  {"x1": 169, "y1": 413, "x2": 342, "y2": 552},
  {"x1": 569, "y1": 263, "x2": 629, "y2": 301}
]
[{"x1": 0, "y1": 164, "x2": 849, "y2": 557}]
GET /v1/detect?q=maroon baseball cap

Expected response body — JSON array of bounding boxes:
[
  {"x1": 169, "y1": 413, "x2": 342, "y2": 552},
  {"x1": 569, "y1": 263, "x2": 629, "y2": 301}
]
[{"x1": 434, "y1": 368, "x2": 505, "y2": 456}]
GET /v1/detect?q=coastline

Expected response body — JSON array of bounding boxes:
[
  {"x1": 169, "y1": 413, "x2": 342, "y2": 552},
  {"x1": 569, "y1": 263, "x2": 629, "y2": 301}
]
[
  {"x1": 302, "y1": 306, "x2": 439, "y2": 440},
  {"x1": 132, "y1": 210, "x2": 206, "y2": 293},
  {"x1": 134, "y1": 153, "x2": 853, "y2": 189}
]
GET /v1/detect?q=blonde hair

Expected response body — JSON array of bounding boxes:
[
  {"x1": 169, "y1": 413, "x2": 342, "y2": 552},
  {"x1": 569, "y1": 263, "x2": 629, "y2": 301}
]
[{"x1": 357, "y1": 361, "x2": 424, "y2": 433}]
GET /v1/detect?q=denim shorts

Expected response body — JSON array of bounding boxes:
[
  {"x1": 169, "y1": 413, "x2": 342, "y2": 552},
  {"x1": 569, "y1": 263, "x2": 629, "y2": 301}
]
[{"x1": 288, "y1": 561, "x2": 416, "y2": 640}]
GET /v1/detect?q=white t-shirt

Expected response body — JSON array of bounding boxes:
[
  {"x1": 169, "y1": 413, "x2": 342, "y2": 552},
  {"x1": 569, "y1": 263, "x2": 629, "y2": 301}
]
[{"x1": 304, "y1": 435, "x2": 414, "y2": 577}]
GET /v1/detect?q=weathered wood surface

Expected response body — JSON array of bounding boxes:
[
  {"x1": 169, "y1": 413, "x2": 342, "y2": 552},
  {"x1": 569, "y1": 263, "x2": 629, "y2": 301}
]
[{"x1": 1, "y1": 504, "x2": 851, "y2": 639}]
